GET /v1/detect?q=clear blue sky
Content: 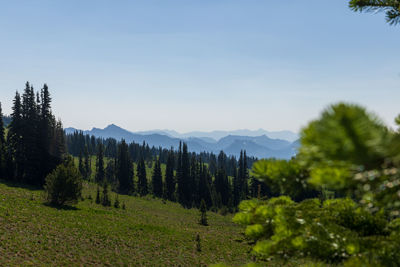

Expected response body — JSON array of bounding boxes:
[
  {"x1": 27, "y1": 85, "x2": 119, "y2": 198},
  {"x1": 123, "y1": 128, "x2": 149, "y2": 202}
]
[{"x1": 0, "y1": 0, "x2": 399, "y2": 132}]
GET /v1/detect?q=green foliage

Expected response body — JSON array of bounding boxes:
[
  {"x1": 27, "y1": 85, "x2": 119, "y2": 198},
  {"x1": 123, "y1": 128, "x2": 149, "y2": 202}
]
[
  {"x1": 234, "y1": 196, "x2": 399, "y2": 265},
  {"x1": 349, "y1": 0, "x2": 400, "y2": 25},
  {"x1": 252, "y1": 159, "x2": 316, "y2": 201},
  {"x1": 298, "y1": 103, "x2": 400, "y2": 212},
  {"x1": 44, "y1": 159, "x2": 83, "y2": 206},
  {"x1": 235, "y1": 103, "x2": 400, "y2": 266}
]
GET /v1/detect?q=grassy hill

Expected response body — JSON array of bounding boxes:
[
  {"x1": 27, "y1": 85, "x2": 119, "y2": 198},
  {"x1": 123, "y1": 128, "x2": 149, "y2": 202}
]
[{"x1": 0, "y1": 180, "x2": 255, "y2": 266}]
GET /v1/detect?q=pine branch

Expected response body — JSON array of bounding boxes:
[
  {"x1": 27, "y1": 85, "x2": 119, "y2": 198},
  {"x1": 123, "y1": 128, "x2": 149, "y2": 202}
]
[{"x1": 349, "y1": 0, "x2": 400, "y2": 24}]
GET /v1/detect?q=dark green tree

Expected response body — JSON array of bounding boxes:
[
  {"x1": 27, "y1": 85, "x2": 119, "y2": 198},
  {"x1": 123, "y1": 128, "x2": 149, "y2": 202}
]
[
  {"x1": 116, "y1": 140, "x2": 134, "y2": 194},
  {"x1": 95, "y1": 186, "x2": 101, "y2": 204},
  {"x1": 198, "y1": 163, "x2": 213, "y2": 209},
  {"x1": 151, "y1": 158, "x2": 163, "y2": 198},
  {"x1": 95, "y1": 143, "x2": 105, "y2": 184},
  {"x1": 78, "y1": 151, "x2": 85, "y2": 178},
  {"x1": 164, "y1": 149, "x2": 175, "y2": 201},
  {"x1": 83, "y1": 145, "x2": 91, "y2": 180},
  {"x1": 137, "y1": 157, "x2": 148, "y2": 196},
  {"x1": 102, "y1": 182, "x2": 111, "y2": 206},
  {"x1": 177, "y1": 142, "x2": 191, "y2": 207},
  {"x1": 199, "y1": 199, "x2": 208, "y2": 226},
  {"x1": 114, "y1": 194, "x2": 120, "y2": 208},
  {"x1": 7, "y1": 92, "x2": 23, "y2": 180},
  {"x1": 214, "y1": 168, "x2": 231, "y2": 207}
]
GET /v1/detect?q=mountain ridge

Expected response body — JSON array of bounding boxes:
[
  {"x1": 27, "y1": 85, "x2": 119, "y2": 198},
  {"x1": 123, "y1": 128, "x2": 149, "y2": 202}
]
[{"x1": 64, "y1": 124, "x2": 299, "y2": 159}]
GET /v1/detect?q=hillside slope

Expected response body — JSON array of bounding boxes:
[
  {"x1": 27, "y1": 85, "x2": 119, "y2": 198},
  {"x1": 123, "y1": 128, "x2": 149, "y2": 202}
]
[{"x1": 0, "y1": 181, "x2": 251, "y2": 266}]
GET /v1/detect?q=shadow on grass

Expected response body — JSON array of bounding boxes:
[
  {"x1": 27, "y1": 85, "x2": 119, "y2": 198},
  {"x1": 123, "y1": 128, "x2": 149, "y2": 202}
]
[
  {"x1": 43, "y1": 202, "x2": 79, "y2": 211},
  {"x1": 0, "y1": 179, "x2": 43, "y2": 192}
]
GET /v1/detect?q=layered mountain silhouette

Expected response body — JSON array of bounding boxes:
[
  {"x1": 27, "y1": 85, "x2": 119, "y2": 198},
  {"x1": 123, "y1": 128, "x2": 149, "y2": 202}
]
[{"x1": 65, "y1": 124, "x2": 299, "y2": 159}]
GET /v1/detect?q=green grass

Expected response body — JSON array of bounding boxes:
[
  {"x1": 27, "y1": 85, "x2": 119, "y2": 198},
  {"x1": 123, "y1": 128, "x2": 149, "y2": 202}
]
[
  {"x1": 0, "y1": 180, "x2": 326, "y2": 266},
  {"x1": 0, "y1": 180, "x2": 254, "y2": 266}
]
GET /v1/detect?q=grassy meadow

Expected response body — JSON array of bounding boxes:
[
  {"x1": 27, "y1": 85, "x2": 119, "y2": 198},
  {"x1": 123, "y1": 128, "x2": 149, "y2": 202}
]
[
  {"x1": 0, "y1": 179, "x2": 252, "y2": 266},
  {"x1": 0, "y1": 179, "x2": 325, "y2": 266}
]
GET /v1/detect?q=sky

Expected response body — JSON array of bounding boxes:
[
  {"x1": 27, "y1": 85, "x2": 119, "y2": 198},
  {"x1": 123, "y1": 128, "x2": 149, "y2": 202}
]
[{"x1": 0, "y1": 0, "x2": 399, "y2": 133}]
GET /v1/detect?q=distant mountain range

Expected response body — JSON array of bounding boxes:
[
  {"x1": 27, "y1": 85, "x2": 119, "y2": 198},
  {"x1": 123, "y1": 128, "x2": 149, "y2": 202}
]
[
  {"x1": 64, "y1": 124, "x2": 300, "y2": 159},
  {"x1": 135, "y1": 129, "x2": 299, "y2": 142}
]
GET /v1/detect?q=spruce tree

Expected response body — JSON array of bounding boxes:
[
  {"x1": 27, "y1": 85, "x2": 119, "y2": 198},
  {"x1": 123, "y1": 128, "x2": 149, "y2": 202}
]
[
  {"x1": 116, "y1": 140, "x2": 134, "y2": 194},
  {"x1": 137, "y1": 157, "x2": 148, "y2": 196},
  {"x1": 164, "y1": 149, "x2": 175, "y2": 201},
  {"x1": 214, "y1": 168, "x2": 231, "y2": 207},
  {"x1": 96, "y1": 186, "x2": 101, "y2": 204},
  {"x1": 114, "y1": 194, "x2": 120, "y2": 208},
  {"x1": 102, "y1": 182, "x2": 111, "y2": 206},
  {"x1": 151, "y1": 158, "x2": 163, "y2": 198},
  {"x1": 84, "y1": 145, "x2": 91, "y2": 180},
  {"x1": 78, "y1": 151, "x2": 85, "y2": 178},
  {"x1": 177, "y1": 143, "x2": 191, "y2": 207},
  {"x1": 198, "y1": 163, "x2": 213, "y2": 209},
  {"x1": 8, "y1": 91, "x2": 24, "y2": 180},
  {"x1": 199, "y1": 199, "x2": 208, "y2": 226},
  {"x1": 95, "y1": 143, "x2": 105, "y2": 184}
]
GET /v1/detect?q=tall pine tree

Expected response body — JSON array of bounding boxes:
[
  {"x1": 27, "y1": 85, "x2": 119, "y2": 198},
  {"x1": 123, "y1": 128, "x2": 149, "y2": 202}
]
[
  {"x1": 137, "y1": 157, "x2": 148, "y2": 196},
  {"x1": 151, "y1": 158, "x2": 163, "y2": 198},
  {"x1": 164, "y1": 148, "x2": 175, "y2": 201},
  {"x1": 95, "y1": 143, "x2": 105, "y2": 184},
  {"x1": 116, "y1": 140, "x2": 134, "y2": 194}
]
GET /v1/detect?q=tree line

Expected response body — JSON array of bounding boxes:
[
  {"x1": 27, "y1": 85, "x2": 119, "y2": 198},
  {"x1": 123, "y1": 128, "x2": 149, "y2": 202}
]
[{"x1": 0, "y1": 82, "x2": 269, "y2": 211}]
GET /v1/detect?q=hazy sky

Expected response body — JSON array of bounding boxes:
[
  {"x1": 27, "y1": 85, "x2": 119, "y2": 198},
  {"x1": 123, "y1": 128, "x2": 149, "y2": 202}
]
[{"x1": 0, "y1": 0, "x2": 399, "y2": 133}]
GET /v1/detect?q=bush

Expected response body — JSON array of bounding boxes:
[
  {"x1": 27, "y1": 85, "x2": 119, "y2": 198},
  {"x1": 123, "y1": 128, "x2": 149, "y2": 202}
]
[{"x1": 44, "y1": 159, "x2": 83, "y2": 206}]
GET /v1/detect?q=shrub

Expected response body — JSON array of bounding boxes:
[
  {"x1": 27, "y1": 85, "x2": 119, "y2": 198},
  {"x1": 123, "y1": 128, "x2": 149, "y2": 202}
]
[{"x1": 44, "y1": 159, "x2": 83, "y2": 206}]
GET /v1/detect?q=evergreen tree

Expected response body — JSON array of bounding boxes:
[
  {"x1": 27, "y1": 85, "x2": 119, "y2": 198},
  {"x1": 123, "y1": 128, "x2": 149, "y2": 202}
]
[
  {"x1": 38, "y1": 84, "x2": 53, "y2": 183},
  {"x1": 95, "y1": 186, "x2": 101, "y2": 204},
  {"x1": 199, "y1": 199, "x2": 208, "y2": 226},
  {"x1": 151, "y1": 158, "x2": 163, "y2": 198},
  {"x1": 137, "y1": 157, "x2": 148, "y2": 196},
  {"x1": 214, "y1": 167, "x2": 231, "y2": 207},
  {"x1": 198, "y1": 163, "x2": 213, "y2": 209},
  {"x1": 232, "y1": 160, "x2": 240, "y2": 207},
  {"x1": 102, "y1": 182, "x2": 111, "y2": 206},
  {"x1": 21, "y1": 83, "x2": 41, "y2": 184},
  {"x1": 83, "y1": 145, "x2": 91, "y2": 180},
  {"x1": 190, "y1": 154, "x2": 199, "y2": 207},
  {"x1": 164, "y1": 149, "x2": 175, "y2": 201},
  {"x1": 95, "y1": 143, "x2": 105, "y2": 184},
  {"x1": 242, "y1": 150, "x2": 249, "y2": 198},
  {"x1": 8, "y1": 91, "x2": 24, "y2": 180},
  {"x1": 114, "y1": 194, "x2": 120, "y2": 208},
  {"x1": 78, "y1": 151, "x2": 85, "y2": 178},
  {"x1": 176, "y1": 142, "x2": 191, "y2": 207},
  {"x1": 105, "y1": 158, "x2": 116, "y2": 185},
  {"x1": 116, "y1": 140, "x2": 134, "y2": 194}
]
